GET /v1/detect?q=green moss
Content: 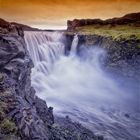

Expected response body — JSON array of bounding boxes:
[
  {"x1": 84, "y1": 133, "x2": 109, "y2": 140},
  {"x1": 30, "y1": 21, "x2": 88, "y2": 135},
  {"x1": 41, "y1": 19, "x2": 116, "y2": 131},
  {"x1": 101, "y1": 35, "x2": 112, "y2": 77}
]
[
  {"x1": 0, "y1": 119, "x2": 17, "y2": 134},
  {"x1": 75, "y1": 25, "x2": 140, "y2": 40},
  {"x1": 137, "y1": 45, "x2": 140, "y2": 49},
  {"x1": 3, "y1": 135, "x2": 20, "y2": 140}
]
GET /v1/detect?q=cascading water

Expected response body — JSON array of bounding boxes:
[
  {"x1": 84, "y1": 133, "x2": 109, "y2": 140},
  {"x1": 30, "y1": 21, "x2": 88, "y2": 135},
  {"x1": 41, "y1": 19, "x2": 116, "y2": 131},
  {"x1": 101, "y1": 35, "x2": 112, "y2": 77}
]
[
  {"x1": 24, "y1": 31, "x2": 140, "y2": 140},
  {"x1": 24, "y1": 31, "x2": 65, "y2": 75},
  {"x1": 70, "y1": 34, "x2": 78, "y2": 55}
]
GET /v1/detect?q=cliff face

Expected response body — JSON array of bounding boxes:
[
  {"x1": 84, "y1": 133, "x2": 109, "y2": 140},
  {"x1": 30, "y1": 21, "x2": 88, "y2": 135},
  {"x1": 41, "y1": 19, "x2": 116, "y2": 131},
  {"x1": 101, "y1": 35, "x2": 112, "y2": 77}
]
[
  {"x1": 0, "y1": 18, "x2": 54, "y2": 140},
  {"x1": 66, "y1": 33, "x2": 140, "y2": 78},
  {"x1": 66, "y1": 13, "x2": 140, "y2": 79},
  {"x1": 0, "y1": 19, "x2": 101, "y2": 140},
  {"x1": 67, "y1": 13, "x2": 140, "y2": 31},
  {"x1": 65, "y1": 35, "x2": 140, "y2": 82},
  {"x1": 77, "y1": 35, "x2": 140, "y2": 79}
]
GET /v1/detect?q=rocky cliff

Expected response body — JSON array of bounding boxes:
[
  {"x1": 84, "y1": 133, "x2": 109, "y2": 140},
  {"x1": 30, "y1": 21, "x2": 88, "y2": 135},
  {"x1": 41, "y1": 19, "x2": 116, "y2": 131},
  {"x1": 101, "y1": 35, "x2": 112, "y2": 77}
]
[
  {"x1": 0, "y1": 19, "x2": 101, "y2": 140},
  {"x1": 67, "y1": 12, "x2": 140, "y2": 31},
  {"x1": 66, "y1": 13, "x2": 140, "y2": 79},
  {"x1": 65, "y1": 34, "x2": 140, "y2": 82},
  {"x1": 0, "y1": 18, "x2": 53, "y2": 140},
  {"x1": 78, "y1": 35, "x2": 140, "y2": 79}
]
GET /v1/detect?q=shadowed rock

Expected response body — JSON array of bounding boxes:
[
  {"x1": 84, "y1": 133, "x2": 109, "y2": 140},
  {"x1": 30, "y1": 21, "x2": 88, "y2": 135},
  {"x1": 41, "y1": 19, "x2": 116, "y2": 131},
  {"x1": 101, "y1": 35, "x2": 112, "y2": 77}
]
[{"x1": 67, "y1": 12, "x2": 140, "y2": 30}]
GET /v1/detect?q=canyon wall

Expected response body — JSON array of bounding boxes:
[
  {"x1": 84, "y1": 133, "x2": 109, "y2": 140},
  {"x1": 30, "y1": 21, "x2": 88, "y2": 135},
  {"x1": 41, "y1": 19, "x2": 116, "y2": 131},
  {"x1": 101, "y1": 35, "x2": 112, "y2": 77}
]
[
  {"x1": 65, "y1": 34, "x2": 140, "y2": 82},
  {"x1": 77, "y1": 35, "x2": 140, "y2": 79},
  {"x1": 66, "y1": 13, "x2": 140, "y2": 79},
  {"x1": 0, "y1": 18, "x2": 53, "y2": 140}
]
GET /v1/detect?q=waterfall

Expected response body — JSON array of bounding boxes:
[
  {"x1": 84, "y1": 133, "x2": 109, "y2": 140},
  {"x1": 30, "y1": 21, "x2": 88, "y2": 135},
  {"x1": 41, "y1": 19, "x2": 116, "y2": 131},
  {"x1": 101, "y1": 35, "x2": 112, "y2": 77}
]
[
  {"x1": 70, "y1": 34, "x2": 78, "y2": 55},
  {"x1": 24, "y1": 31, "x2": 65, "y2": 75},
  {"x1": 24, "y1": 31, "x2": 139, "y2": 140}
]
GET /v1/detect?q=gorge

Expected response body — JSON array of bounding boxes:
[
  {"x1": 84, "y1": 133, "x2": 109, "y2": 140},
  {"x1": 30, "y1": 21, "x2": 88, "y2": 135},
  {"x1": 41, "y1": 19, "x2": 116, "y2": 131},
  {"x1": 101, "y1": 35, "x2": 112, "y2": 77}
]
[
  {"x1": 24, "y1": 30, "x2": 139, "y2": 140},
  {"x1": 0, "y1": 13, "x2": 140, "y2": 140}
]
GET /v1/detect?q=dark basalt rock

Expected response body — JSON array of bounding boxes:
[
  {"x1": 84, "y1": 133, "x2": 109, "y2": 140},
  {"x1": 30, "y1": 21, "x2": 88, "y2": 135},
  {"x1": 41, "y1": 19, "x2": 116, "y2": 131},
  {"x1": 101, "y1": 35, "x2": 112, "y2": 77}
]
[
  {"x1": 34, "y1": 97, "x2": 54, "y2": 126},
  {"x1": 77, "y1": 34, "x2": 140, "y2": 80},
  {"x1": 49, "y1": 116, "x2": 100, "y2": 140},
  {"x1": 0, "y1": 19, "x2": 51, "y2": 140}
]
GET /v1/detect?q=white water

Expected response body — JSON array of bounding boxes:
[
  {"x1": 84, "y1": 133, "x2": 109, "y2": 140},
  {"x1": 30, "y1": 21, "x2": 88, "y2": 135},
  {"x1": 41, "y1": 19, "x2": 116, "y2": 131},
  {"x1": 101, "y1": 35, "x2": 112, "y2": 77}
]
[
  {"x1": 70, "y1": 34, "x2": 78, "y2": 55},
  {"x1": 24, "y1": 31, "x2": 65, "y2": 75},
  {"x1": 24, "y1": 31, "x2": 140, "y2": 140}
]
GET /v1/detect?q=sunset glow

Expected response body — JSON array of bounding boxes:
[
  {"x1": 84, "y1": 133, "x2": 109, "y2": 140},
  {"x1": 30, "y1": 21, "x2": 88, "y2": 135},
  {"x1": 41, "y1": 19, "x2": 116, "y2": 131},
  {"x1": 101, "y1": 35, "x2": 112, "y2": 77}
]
[{"x1": 0, "y1": 0, "x2": 140, "y2": 29}]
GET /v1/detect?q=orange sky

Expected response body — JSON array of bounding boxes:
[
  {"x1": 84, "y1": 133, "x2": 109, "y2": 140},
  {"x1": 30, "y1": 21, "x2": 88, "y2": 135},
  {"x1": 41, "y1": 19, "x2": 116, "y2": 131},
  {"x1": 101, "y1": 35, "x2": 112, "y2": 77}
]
[{"x1": 0, "y1": 0, "x2": 140, "y2": 29}]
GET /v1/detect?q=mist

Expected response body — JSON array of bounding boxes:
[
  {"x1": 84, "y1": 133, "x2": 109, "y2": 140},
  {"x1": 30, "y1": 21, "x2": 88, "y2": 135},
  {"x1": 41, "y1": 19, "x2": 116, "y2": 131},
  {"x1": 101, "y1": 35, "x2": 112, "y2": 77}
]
[{"x1": 24, "y1": 31, "x2": 139, "y2": 140}]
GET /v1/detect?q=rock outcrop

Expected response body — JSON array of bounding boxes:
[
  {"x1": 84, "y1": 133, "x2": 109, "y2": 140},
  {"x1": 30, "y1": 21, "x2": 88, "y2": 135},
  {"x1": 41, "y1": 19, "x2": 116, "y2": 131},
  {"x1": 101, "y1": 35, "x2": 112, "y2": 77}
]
[
  {"x1": 0, "y1": 18, "x2": 52, "y2": 140},
  {"x1": 0, "y1": 19, "x2": 100, "y2": 140},
  {"x1": 11, "y1": 22, "x2": 40, "y2": 31},
  {"x1": 67, "y1": 12, "x2": 140, "y2": 31},
  {"x1": 72, "y1": 34, "x2": 140, "y2": 80}
]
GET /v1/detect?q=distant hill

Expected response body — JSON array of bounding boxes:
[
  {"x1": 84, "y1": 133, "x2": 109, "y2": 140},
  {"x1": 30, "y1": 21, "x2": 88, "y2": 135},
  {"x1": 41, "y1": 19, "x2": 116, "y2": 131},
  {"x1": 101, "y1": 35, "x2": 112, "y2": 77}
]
[
  {"x1": 1, "y1": 12, "x2": 140, "y2": 32},
  {"x1": 11, "y1": 22, "x2": 41, "y2": 31},
  {"x1": 67, "y1": 12, "x2": 140, "y2": 30},
  {"x1": 0, "y1": 18, "x2": 41, "y2": 32}
]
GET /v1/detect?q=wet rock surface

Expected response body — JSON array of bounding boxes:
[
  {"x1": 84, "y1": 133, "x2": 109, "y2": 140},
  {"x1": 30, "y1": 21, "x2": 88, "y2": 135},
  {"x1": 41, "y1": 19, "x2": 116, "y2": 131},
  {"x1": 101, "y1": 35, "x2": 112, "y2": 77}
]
[
  {"x1": 0, "y1": 19, "x2": 100, "y2": 140},
  {"x1": 65, "y1": 32, "x2": 140, "y2": 80},
  {"x1": 49, "y1": 116, "x2": 102, "y2": 140},
  {"x1": 0, "y1": 19, "x2": 50, "y2": 140},
  {"x1": 77, "y1": 34, "x2": 140, "y2": 80}
]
